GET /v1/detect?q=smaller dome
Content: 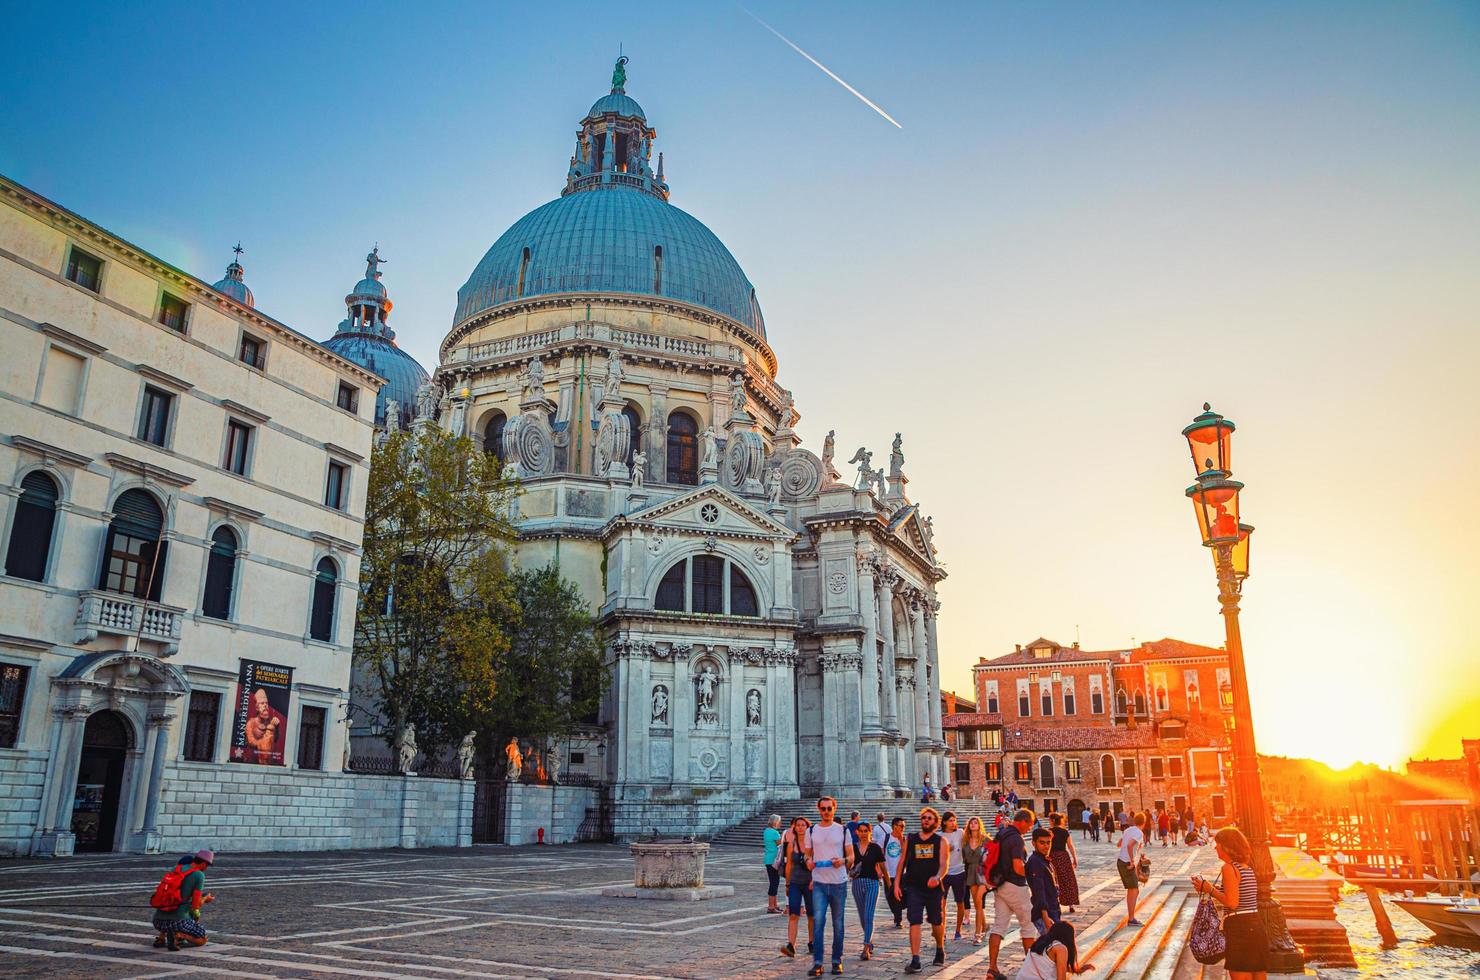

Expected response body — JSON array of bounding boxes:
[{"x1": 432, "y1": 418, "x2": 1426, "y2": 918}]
[
  {"x1": 212, "y1": 257, "x2": 254, "y2": 308},
  {"x1": 588, "y1": 92, "x2": 645, "y2": 120},
  {"x1": 349, "y1": 276, "x2": 387, "y2": 298}
]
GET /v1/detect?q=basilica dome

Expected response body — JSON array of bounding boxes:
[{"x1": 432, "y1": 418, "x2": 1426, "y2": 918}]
[
  {"x1": 320, "y1": 248, "x2": 429, "y2": 429},
  {"x1": 453, "y1": 62, "x2": 765, "y2": 341},
  {"x1": 211, "y1": 248, "x2": 254, "y2": 308}
]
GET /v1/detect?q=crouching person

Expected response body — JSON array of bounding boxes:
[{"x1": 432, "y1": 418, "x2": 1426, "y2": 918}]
[{"x1": 150, "y1": 849, "x2": 215, "y2": 950}]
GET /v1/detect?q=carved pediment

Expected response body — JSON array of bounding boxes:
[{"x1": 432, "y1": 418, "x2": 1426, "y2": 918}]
[
  {"x1": 608, "y1": 484, "x2": 794, "y2": 540},
  {"x1": 887, "y1": 503, "x2": 937, "y2": 566}
]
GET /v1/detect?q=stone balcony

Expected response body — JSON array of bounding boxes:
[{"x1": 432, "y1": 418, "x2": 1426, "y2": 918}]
[{"x1": 74, "y1": 589, "x2": 184, "y2": 656}]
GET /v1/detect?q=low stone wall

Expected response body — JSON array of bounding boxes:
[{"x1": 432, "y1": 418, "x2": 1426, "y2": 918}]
[
  {"x1": 156, "y1": 763, "x2": 473, "y2": 855},
  {"x1": 0, "y1": 750, "x2": 49, "y2": 858},
  {"x1": 612, "y1": 790, "x2": 774, "y2": 842},
  {"x1": 503, "y1": 783, "x2": 600, "y2": 845}
]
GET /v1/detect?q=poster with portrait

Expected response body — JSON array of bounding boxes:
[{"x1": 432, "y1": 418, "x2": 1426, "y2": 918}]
[{"x1": 228, "y1": 659, "x2": 293, "y2": 766}]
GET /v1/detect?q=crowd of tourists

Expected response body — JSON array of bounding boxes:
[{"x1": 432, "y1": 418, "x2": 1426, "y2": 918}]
[{"x1": 762, "y1": 794, "x2": 1266, "y2": 980}]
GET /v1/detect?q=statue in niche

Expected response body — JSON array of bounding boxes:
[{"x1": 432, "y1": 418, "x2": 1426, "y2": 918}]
[
  {"x1": 385, "y1": 400, "x2": 402, "y2": 435},
  {"x1": 546, "y1": 747, "x2": 561, "y2": 784},
  {"x1": 695, "y1": 664, "x2": 720, "y2": 725},
  {"x1": 522, "y1": 358, "x2": 546, "y2": 401},
  {"x1": 746, "y1": 689, "x2": 762, "y2": 727},
  {"x1": 631, "y1": 450, "x2": 646, "y2": 488},
  {"x1": 503, "y1": 737, "x2": 523, "y2": 780},
  {"x1": 701, "y1": 427, "x2": 719, "y2": 469},
  {"x1": 396, "y1": 723, "x2": 418, "y2": 774},
  {"x1": 765, "y1": 466, "x2": 782, "y2": 506},
  {"x1": 458, "y1": 731, "x2": 477, "y2": 779},
  {"x1": 890, "y1": 432, "x2": 905, "y2": 479},
  {"x1": 651, "y1": 684, "x2": 669, "y2": 724},
  {"x1": 729, "y1": 373, "x2": 747, "y2": 415},
  {"x1": 605, "y1": 351, "x2": 625, "y2": 394}
]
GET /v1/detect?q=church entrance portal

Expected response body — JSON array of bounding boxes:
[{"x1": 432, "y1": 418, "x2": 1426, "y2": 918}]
[{"x1": 70, "y1": 710, "x2": 131, "y2": 853}]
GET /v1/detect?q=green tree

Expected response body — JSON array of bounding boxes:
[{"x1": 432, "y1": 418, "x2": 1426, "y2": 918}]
[
  {"x1": 490, "y1": 564, "x2": 607, "y2": 755},
  {"x1": 354, "y1": 427, "x2": 518, "y2": 756}
]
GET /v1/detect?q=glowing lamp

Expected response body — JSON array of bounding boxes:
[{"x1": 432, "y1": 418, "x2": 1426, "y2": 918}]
[
  {"x1": 1219, "y1": 680, "x2": 1234, "y2": 711},
  {"x1": 1186, "y1": 476, "x2": 1243, "y2": 546},
  {"x1": 1213, "y1": 523, "x2": 1254, "y2": 580},
  {"x1": 1182, "y1": 403, "x2": 1235, "y2": 479}
]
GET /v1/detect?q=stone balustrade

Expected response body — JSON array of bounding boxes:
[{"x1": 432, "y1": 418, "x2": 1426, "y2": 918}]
[
  {"x1": 73, "y1": 589, "x2": 183, "y2": 656},
  {"x1": 454, "y1": 322, "x2": 744, "y2": 368}
]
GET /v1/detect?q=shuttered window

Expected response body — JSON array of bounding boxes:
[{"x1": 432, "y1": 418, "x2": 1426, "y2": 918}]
[
  {"x1": 297, "y1": 706, "x2": 326, "y2": 770},
  {"x1": 99, "y1": 489, "x2": 166, "y2": 600},
  {"x1": 4, "y1": 471, "x2": 59, "y2": 581},
  {"x1": 310, "y1": 558, "x2": 337, "y2": 641},
  {"x1": 201, "y1": 526, "x2": 238, "y2": 619},
  {"x1": 183, "y1": 691, "x2": 220, "y2": 761}
]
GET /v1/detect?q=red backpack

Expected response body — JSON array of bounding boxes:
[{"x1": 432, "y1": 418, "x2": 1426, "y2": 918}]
[
  {"x1": 984, "y1": 839, "x2": 1004, "y2": 889},
  {"x1": 150, "y1": 862, "x2": 192, "y2": 912}
]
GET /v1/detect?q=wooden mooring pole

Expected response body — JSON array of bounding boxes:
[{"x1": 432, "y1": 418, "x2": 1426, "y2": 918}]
[{"x1": 1362, "y1": 885, "x2": 1399, "y2": 949}]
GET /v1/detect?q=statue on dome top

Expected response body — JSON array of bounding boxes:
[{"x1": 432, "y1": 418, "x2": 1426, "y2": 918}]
[
  {"x1": 365, "y1": 246, "x2": 386, "y2": 281},
  {"x1": 612, "y1": 55, "x2": 628, "y2": 93}
]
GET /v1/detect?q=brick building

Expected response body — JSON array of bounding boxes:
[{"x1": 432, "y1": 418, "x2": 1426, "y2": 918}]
[{"x1": 944, "y1": 637, "x2": 1234, "y2": 826}]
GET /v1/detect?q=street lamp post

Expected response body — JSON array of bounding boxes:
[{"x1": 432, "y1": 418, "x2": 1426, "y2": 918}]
[{"x1": 1182, "y1": 404, "x2": 1304, "y2": 972}]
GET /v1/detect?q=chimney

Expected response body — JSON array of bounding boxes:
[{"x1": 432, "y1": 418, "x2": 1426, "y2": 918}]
[
  {"x1": 1015, "y1": 644, "x2": 1022, "y2": 653},
  {"x1": 1072, "y1": 641, "x2": 1080, "y2": 649}
]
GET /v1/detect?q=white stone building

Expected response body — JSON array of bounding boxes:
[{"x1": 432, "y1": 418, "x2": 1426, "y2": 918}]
[
  {"x1": 414, "y1": 63, "x2": 950, "y2": 838},
  {"x1": 0, "y1": 174, "x2": 393, "y2": 856}
]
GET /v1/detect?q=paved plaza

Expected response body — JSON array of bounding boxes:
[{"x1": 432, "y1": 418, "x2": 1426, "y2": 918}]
[{"x1": 0, "y1": 833, "x2": 1219, "y2": 978}]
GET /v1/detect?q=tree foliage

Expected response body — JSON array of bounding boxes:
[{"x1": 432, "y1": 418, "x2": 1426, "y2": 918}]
[
  {"x1": 489, "y1": 564, "x2": 607, "y2": 749},
  {"x1": 354, "y1": 427, "x2": 517, "y2": 756}
]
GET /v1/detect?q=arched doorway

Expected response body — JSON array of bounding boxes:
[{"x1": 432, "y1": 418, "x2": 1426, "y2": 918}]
[
  {"x1": 71, "y1": 710, "x2": 133, "y2": 853},
  {"x1": 1067, "y1": 799, "x2": 1086, "y2": 828}
]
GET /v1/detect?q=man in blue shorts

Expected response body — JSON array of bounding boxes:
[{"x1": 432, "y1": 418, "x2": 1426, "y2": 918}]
[{"x1": 894, "y1": 807, "x2": 950, "y2": 973}]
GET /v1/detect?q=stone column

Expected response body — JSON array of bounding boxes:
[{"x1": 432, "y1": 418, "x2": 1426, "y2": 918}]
[
  {"x1": 48, "y1": 707, "x2": 89, "y2": 831},
  {"x1": 457, "y1": 777, "x2": 475, "y2": 847},
  {"x1": 727, "y1": 650, "x2": 745, "y2": 787},
  {"x1": 910, "y1": 600, "x2": 931, "y2": 782},
  {"x1": 897, "y1": 668, "x2": 917, "y2": 790},
  {"x1": 926, "y1": 599, "x2": 945, "y2": 783},
  {"x1": 130, "y1": 709, "x2": 174, "y2": 852},
  {"x1": 399, "y1": 773, "x2": 418, "y2": 849},
  {"x1": 819, "y1": 651, "x2": 842, "y2": 790},
  {"x1": 878, "y1": 581, "x2": 898, "y2": 729},
  {"x1": 857, "y1": 557, "x2": 881, "y2": 730}
]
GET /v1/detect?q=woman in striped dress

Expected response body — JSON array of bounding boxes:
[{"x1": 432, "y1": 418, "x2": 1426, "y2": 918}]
[
  {"x1": 1047, "y1": 813, "x2": 1080, "y2": 912},
  {"x1": 1192, "y1": 827, "x2": 1268, "y2": 980}
]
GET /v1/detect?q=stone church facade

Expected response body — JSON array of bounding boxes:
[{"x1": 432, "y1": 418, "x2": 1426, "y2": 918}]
[{"x1": 421, "y1": 62, "x2": 949, "y2": 837}]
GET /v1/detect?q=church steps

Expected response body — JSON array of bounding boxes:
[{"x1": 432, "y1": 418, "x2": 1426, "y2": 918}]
[{"x1": 1111, "y1": 891, "x2": 1198, "y2": 979}]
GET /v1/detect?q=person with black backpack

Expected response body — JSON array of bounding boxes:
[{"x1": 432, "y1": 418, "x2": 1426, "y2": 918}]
[
  {"x1": 986, "y1": 809, "x2": 1036, "y2": 980},
  {"x1": 150, "y1": 849, "x2": 214, "y2": 951}
]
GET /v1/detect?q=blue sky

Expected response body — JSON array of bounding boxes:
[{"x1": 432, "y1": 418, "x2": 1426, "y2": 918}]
[{"x1": 6, "y1": 2, "x2": 1479, "y2": 765}]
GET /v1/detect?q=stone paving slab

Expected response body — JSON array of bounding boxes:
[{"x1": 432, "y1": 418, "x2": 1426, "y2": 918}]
[{"x1": 0, "y1": 831, "x2": 1220, "y2": 979}]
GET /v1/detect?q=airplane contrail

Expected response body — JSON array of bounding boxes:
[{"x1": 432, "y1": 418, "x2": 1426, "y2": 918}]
[{"x1": 742, "y1": 7, "x2": 902, "y2": 129}]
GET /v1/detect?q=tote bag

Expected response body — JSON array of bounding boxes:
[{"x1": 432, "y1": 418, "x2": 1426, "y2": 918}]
[{"x1": 1188, "y1": 893, "x2": 1227, "y2": 965}]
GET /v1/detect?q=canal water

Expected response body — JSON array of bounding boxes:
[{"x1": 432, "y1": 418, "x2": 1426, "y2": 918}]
[{"x1": 1309, "y1": 889, "x2": 1480, "y2": 977}]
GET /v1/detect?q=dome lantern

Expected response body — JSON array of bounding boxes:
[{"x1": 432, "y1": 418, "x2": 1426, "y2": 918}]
[
  {"x1": 565, "y1": 57, "x2": 667, "y2": 201},
  {"x1": 211, "y1": 242, "x2": 255, "y2": 308},
  {"x1": 320, "y1": 247, "x2": 430, "y2": 430}
]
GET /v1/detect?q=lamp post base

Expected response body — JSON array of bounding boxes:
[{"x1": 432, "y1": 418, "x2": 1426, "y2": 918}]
[{"x1": 1259, "y1": 896, "x2": 1307, "y2": 973}]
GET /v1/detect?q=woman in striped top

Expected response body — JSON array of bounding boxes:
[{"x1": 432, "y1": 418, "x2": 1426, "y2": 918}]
[{"x1": 1191, "y1": 827, "x2": 1268, "y2": 979}]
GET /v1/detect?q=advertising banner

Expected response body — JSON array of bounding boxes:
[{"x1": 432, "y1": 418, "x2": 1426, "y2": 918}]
[{"x1": 228, "y1": 659, "x2": 293, "y2": 766}]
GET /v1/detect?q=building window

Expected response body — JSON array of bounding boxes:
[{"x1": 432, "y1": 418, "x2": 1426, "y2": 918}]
[
  {"x1": 182, "y1": 690, "x2": 220, "y2": 761},
  {"x1": 137, "y1": 385, "x2": 174, "y2": 447},
  {"x1": 1122, "y1": 757, "x2": 1138, "y2": 780},
  {"x1": 729, "y1": 564, "x2": 758, "y2": 616},
  {"x1": 665, "y1": 411, "x2": 698, "y2": 485},
  {"x1": 4, "y1": 471, "x2": 60, "y2": 582},
  {"x1": 985, "y1": 761, "x2": 1001, "y2": 782},
  {"x1": 1100, "y1": 754, "x2": 1117, "y2": 788},
  {"x1": 336, "y1": 382, "x2": 358, "y2": 413},
  {"x1": 983, "y1": 728, "x2": 1002, "y2": 751},
  {"x1": 297, "y1": 706, "x2": 326, "y2": 770},
  {"x1": 570, "y1": 752, "x2": 585, "y2": 765},
  {"x1": 1134, "y1": 690, "x2": 1148, "y2": 715},
  {"x1": 954, "y1": 762, "x2": 970, "y2": 784},
  {"x1": 985, "y1": 686, "x2": 999, "y2": 713},
  {"x1": 517, "y1": 247, "x2": 530, "y2": 297},
  {"x1": 691, "y1": 555, "x2": 724, "y2": 613},
  {"x1": 1150, "y1": 757, "x2": 1165, "y2": 779},
  {"x1": 310, "y1": 557, "x2": 338, "y2": 642},
  {"x1": 958, "y1": 729, "x2": 978, "y2": 750},
  {"x1": 1169, "y1": 756, "x2": 1185, "y2": 778},
  {"x1": 653, "y1": 245, "x2": 663, "y2": 294},
  {"x1": 238, "y1": 334, "x2": 266, "y2": 369},
  {"x1": 1091, "y1": 690, "x2": 1104, "y2": 714},
  {"x1": 622, "y1": 405, "x2": 643, "y2": 464},
  {"x1": 1018, "y1": 692, "x2": 1031, "y2": 717},
  {"x1": 1156, "y1": 687, "x2": 1169, "y2": 712},
  {"x1": 38, "y1": 345, "x2": 87, "y2": 415},
  {"x1": 0, "y1": 663, "x2": 30, "y2": 748},
  {"x1": 1041, "y1": 689, "x2": 1053, "y2": 716},
  {"x1": 158, "y1": 293, "x2": 188, "y2": 331},
  {"x1": 224, "y1": 420, "x2": 253, "y2": 475},
  {"x1": 1039, "y1": 755, "x2": 1056, "y2": 788},
  {"x1": 1115, "y1": 688, "x2": 1128, "y2": 715},
  {"x1": 1212, "y1": 794, "x2": 1226, "y2": 818},
  {"x1": 1065, "y1": 759, "x2": 1081, "y2": 781},
  {"x1": 201, "y1": 526, "x2": 238, "y2": 620},
  {"x1": 325, "y1": 461, "x2": 349, "y2": 510},
  {"x1": 1015, "y1": 760, "x2": 1032, "y2": 783},
  {"x1": 655, "y1": 561, "x2": 686, "y2": 611},
  {"x1": 99, "y1": 489, "x2": 166, "y2": 600},
  {"x1": 65, "y1": 247, "x2": 102, "y2": 291},
  {"x1": 1064, "y1": 690, "x2": 1076, "y2": 715}
]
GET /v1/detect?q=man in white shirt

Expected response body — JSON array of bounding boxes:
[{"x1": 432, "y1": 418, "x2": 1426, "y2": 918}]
[
  {"x1": 1116, "y1": 810, "x2": 1148, "y2": 926},
  {"x1": 882, "y1": 816, "x2": 906, "y2": 927},
  {"x1": 939, "y1": 811, "x2": 969, "y2": 940},
  {"x1": 805, "y1": 796, "x2": 855, "y2": 976}
]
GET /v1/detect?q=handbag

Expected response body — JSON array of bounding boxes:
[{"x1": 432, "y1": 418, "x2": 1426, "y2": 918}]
[
  {"x1": 1188, "y1": 893, "x2": 1227, "y2": 964},
  {"x1": 1137, "y1": 854, "x2": 1152, "y2": 882}
]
